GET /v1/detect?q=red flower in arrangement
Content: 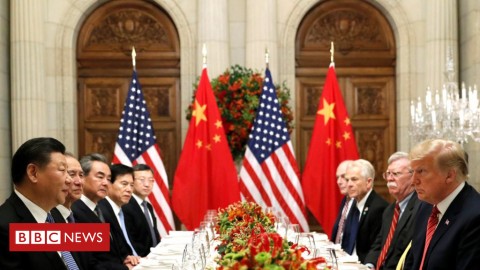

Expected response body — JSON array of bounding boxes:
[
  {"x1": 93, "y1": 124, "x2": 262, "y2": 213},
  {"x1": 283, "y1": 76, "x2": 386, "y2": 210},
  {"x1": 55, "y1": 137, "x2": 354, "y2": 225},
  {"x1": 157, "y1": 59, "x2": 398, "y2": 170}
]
[
  {"x1": 187, "y1": 65, "x2": 294, "y2": 162},
  {"x1": 215, "y1": 202, "x2": 328, "y2": 270}
]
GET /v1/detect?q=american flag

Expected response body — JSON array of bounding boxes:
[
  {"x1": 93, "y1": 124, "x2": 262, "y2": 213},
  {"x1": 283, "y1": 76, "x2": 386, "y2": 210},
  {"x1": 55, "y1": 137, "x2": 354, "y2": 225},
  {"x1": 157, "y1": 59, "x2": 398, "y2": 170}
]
[
  {"x1": 113, "y1": 70, "x2": 175, "y2": 237},
  {"x1": 239, "y1": 68, "x2": 309, "y2": 232}
]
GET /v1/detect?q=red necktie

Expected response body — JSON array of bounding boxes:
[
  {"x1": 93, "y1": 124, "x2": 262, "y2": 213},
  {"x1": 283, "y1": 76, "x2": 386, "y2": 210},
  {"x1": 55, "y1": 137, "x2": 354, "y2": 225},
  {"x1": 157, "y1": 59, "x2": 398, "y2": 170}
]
[
  {"x1": 376, "y1": 203, "x2": 400, "y2": 268},
  {"x1": 335, "y1": 198, "x2": 351, "y2": 244},
  {"x1": 419, "y1": 206, "x2": 440, "y2": 269}
]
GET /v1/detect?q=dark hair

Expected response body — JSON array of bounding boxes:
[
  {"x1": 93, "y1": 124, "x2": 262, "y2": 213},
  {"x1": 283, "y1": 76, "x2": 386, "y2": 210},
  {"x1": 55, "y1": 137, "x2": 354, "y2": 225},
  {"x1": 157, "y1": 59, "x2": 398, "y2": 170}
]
[
  {"x1": 110, "y1": 164, "x2": 133, "y2": 183},
  {"x1": 11, "y1": 137, "x2": 66, "y2": 184},
  {"x1": 132, "y1": 164, "x2": 155, "y2": 174},
  {"x1": 79, "y1": 153, "x2": 108, "y2": 176}
]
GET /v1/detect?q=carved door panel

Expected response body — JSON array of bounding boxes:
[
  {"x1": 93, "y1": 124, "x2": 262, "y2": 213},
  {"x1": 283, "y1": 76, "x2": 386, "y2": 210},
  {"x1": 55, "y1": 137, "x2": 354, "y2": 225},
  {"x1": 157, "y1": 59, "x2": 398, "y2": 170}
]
[
  {"x1": 76, "y1": 0, "x2": 180, "y2": 186},
  {"x1": 296, "y1": 0, "x2": 397, "y2": 213}
]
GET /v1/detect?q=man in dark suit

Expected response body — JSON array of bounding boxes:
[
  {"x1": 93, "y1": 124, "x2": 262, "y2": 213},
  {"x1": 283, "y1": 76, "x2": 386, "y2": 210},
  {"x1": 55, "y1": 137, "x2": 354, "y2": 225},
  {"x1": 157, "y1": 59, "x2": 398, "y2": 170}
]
[
  {"x1": 97, "y1": 164, "x2": 141, "y2": 269},
  {"x1": 343, "y1": 159, "x2": 388, "y2": 263},
  {"x1": 50, "y1": 152, "x2": 90, "y2": 270},
  {"x1": 404, "y1": 139, "x2": 480, "y2": 270},
  {"x1": 364, "y1": 152, "x2": 420, "y2": 270},
  {"x1": 0, "y1": 137, "x2": 79, "y2": 269},
  {"x1": 331, "y1": 160, "x2": 354, "y2": 244},
  {"x1": 72, "y1": 153, "x2": 110, "y2": 224},
  {"x1": 123, "y1": 164, "x2": 161, "y2": 256}
]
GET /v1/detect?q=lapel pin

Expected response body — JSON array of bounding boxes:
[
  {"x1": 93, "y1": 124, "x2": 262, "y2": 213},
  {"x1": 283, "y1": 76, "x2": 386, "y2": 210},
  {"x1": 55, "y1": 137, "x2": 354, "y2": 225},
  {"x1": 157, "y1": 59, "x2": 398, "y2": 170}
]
[{"x1": 445, "y1": 219, "x2": 450, "y2": 225}]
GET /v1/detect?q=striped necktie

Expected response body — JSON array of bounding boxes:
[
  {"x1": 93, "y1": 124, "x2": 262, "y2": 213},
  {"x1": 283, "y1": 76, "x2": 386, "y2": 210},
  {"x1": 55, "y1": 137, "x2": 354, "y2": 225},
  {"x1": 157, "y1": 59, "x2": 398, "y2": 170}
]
[
  {"x1": 376, "y1": 203, "x2": 400, "y2": 268},
  {"x1": 335, "y1": 198, "x2": 351, "y2": 244},
  {"x1": 419, "y1": 206, "x2": 440, "y2": 269},
  {"x1": 46, "y1": 213, "x2": 80, "y2": 270}
]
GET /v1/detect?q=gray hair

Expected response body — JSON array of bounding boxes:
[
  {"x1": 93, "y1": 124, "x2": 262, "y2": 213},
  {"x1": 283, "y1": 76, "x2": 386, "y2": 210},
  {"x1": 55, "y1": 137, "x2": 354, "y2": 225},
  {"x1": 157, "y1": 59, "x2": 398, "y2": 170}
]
[
  {"x1": 387, "y1": 151, "x2": 409, "y2": 165},
  {"x1": 348, "y1": 159, "x2": 375, "y2": 180},
  {"x1": 79, "y1": 153, "x2": 108, "y2": 176}
]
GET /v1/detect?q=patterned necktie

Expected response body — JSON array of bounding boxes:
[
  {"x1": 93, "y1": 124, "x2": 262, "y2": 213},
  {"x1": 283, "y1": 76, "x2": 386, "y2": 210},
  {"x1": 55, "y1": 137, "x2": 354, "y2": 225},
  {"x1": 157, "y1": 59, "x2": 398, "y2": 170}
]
[
  {"x1": 46, "y1": 213, "x2": 80, "y2": 270},
  {"x1": 118, "y1": 209, "x2": 138, "y2": 256},
  {"x1": 67, "y1": 212, "x2": 75, "y2": 223},
  {"x1": 419, "y1": 206, "x2": 440, "y2": 269},
  {"x1": 376, "y1": 203, "x2": 400, "y2": 268},
  {"x1": 94, "y1": 206, "x2": 105, "y2": 223},
  {"x1": 335, "y1": 198, "x2": 351, "y2": 244},
  {"x1": 142, "y1": 201, "x2": 158, "y2": 246}
]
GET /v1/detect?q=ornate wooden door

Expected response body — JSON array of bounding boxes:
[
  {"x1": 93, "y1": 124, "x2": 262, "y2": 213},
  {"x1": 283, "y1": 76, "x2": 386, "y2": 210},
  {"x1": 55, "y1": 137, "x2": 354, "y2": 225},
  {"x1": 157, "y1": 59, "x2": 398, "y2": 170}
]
[
  {"x1": 76, "y1": 0, "x2": 180, "y2": 181},
  {"x1": 296, "y1": 0, "x2": 397, "y2": 209}
]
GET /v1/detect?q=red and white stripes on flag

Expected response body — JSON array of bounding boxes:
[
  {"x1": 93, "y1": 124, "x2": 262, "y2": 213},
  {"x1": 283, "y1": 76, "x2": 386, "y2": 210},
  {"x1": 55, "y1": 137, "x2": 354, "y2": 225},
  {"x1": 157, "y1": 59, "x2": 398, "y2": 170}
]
[
  {"x1": 239, "y1": 68, "x2": 309, "y2": 232},
  {"x1": 112, "y1": 70, "x2": 175, "y2": 237}
]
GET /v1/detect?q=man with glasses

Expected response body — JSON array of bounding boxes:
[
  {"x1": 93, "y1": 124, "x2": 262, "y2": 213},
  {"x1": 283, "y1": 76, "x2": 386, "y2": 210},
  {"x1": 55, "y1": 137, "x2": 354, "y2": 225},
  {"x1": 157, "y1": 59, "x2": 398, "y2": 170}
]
[
  {"x1": 123, "y1": 164, "x2": 161, "y2": 256},
  {"x1": 364, "y1": 152, "x2": 420, "y2": 270}
]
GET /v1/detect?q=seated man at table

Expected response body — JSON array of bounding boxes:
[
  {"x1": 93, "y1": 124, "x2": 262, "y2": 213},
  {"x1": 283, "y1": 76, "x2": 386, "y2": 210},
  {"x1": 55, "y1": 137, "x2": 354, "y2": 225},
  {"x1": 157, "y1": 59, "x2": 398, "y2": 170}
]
[
  {"x1": 123, "y1": 164, "x2": 161, "y2": 257},
  {"x1": 343, "y1": 159, "x2": 388, "y2": 263}
]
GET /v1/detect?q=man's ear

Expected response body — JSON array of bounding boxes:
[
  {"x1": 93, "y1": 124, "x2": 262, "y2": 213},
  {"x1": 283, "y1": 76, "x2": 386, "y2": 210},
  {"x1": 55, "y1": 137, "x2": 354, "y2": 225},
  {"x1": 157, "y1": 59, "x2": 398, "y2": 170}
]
[
  {"x1": 445, "y1": 168, "x2": 457, "y2": 184},
  {"x1": 26, "y1": 163, "x2": 39, "y2": 184}
]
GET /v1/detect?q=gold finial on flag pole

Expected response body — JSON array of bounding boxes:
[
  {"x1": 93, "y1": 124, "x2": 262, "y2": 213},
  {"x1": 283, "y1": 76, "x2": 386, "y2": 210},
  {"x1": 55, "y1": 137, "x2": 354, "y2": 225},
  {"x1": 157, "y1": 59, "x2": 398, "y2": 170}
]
[
  {"x1": 265, "y1": 47, "x2": 269, "y2": 68},
  {"x1": 202, "y1": 43, "x2": 207, "y2": 68},
  {"x1": 330, "y1": 41, "x2": 334, "y2": 64},
  {"x1": 132, "y1": 46, "x2": 136, "y2": 70}
]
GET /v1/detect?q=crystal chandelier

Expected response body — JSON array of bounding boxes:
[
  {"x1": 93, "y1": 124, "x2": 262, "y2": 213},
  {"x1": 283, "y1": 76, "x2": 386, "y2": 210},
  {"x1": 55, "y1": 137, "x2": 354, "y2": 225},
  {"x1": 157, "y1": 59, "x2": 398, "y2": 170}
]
[{"x1": 410, "y1": 50, "x2": 479, "y2": 145}]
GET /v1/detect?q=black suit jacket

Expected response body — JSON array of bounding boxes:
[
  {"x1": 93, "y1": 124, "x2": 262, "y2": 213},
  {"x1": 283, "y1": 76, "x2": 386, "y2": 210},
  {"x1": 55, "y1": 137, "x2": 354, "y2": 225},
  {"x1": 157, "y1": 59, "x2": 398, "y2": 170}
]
[
  {"x1": 331, "y1": 196, "x2": 348, "y2": 242},
  {"x1": 71, "y1": 199, "x2": 103, "y2": 223},
  {"x1": 51, "y1": 206, "x2": 91, "y2": 270},
  {"x1": 405, "y1": 183, "x2": 480, "y2": 270},
  {"x1": 364, "y1": 192, "x2": 420, "y2": 270},
  {"x1": 71, "y1": 199, "x2": 128, "y2": 270},
  {"x1": 123, "y1": 197, "x2": 160, "y2": 256},
  {"x1": 354, "y1": 190, "x2": 388, "y2": 263},
  {"x1": 0, "y1": 192, "x2": 68, "y2": 270}
]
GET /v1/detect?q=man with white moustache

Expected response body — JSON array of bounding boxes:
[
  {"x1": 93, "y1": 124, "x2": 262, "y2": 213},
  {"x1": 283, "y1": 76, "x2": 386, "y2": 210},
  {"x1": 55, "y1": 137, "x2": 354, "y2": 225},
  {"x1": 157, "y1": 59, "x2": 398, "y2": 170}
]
[
  {"x1": 331, "y1": 160, "x2": 354, "y2": 244},
  {"x1": 364, "y1": 152, "x2": 420, "y2": 270}
]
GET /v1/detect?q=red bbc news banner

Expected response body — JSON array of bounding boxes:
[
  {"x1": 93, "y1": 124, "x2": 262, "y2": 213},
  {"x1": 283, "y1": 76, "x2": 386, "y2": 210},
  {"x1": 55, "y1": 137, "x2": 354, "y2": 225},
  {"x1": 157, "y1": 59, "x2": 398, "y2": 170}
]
[{"x1": 9, "y1": 223, "x2": 110, "y2": 251}]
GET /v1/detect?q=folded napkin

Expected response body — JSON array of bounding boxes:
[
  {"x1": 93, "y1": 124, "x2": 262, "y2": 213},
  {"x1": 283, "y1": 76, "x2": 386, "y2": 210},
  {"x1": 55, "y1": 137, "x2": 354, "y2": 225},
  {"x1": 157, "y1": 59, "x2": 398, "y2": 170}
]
[{"x1": 337, "y1": 255, "x2": 359, "y2": 263}]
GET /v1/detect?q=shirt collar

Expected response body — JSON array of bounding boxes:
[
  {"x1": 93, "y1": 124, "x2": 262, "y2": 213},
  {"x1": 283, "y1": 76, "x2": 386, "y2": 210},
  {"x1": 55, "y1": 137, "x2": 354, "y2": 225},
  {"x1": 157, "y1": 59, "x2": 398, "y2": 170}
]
[
  {"x1": 56, "y1": 204, "x2": 71, "y2": 220},
  {"x1": 398, "y1": 191, "x2": 414, "y2": 212},
  {"x1": 436, "y1": 181, "x2": 465, "y2": 216},
  {"x1": 81, "y1": 194, "x2": 97, "y2": 211},
  {"x1": 132, "y1": 193, "x2": 144, "y2": 207},
  {"x1": 356, "y1": 189, "x2": 373, "y2": 215},
  {"x1": 14, "y1": 189, "x2": 48, "y2": 223},
  {"x1": 106, "y1": 196, "x2": 122, "y2": 216}
]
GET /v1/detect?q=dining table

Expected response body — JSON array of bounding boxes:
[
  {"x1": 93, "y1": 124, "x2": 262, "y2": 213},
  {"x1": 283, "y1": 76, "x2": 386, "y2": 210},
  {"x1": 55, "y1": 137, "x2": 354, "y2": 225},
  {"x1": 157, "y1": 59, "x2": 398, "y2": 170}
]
[{"x1": 133, "y1": 230, "x2": 369, "y2": 270}]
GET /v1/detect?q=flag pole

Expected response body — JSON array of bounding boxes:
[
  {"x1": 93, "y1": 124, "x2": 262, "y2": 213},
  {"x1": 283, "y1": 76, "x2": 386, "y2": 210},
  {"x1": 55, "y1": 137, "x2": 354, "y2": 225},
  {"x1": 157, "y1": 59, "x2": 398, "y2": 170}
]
[
  {"x1": 330, "y1": 41, "x2": 335, "y2": 67},
  {"x1": 202, "y1": 43, "x2": 207, "y2": 68},
  {"x1": 132, "y1": 46, "x2": 136, "y2": 71},
  {"x1": 265, "y1": 47, "x2": 269, "y2": 69}
]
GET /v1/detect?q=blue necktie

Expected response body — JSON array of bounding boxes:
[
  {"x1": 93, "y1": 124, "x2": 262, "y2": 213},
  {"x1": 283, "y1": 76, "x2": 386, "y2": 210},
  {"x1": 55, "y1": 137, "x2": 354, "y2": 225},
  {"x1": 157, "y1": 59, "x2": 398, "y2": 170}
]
[
  {"x1": 67, "y1": 212, "x2": 75, "y2": 223},
  {"x1": 46, "y1": 213, "x2": 80, "y2": 270},
  {"x1": 142, "y1": 201, "x2": 158, "y2": 246},
  {"x1": 118, "y1": 209, "x2": 138, "y2": 256},
  {"x1": 341, "y1": 201, "x2": 360, "y2": 255}
]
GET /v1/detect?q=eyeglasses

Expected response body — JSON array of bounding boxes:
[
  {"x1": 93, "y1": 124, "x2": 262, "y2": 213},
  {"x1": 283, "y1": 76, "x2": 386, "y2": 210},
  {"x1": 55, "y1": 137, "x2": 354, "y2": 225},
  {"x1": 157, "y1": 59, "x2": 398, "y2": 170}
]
[
  {"x1": 382, "y1": 170, "x2": 413, "y2": 179},
  {"x1": 135, "y1": 177, "x2": 155, "y2": 184}
]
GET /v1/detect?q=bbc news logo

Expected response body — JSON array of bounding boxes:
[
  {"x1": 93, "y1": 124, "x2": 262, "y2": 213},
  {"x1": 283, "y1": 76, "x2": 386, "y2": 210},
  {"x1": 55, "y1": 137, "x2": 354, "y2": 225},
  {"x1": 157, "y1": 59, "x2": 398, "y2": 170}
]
[{"x1": 10, "y1": 223, "x2": 110, "y2": 251}]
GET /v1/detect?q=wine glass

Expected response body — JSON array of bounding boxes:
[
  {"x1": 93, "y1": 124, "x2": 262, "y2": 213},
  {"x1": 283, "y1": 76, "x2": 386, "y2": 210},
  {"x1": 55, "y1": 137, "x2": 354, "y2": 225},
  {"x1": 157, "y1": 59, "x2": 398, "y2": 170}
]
[
  {"x1": 298, "y1": 233, "x2": 316, "y2": 259},
  {"x1": 286, "y1": 223, "x2": 300, "y2": 244}
]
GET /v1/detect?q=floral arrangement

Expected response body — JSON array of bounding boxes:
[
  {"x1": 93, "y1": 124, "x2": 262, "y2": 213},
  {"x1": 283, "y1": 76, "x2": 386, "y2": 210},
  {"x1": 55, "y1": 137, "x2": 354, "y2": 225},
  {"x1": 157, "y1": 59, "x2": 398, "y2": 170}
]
[
  {"x1": 187, "y1": 65, "x2": 294, "y2": 162},
  {"x1": 214, "y1": 201, "x2": 327, "y2": 270}
]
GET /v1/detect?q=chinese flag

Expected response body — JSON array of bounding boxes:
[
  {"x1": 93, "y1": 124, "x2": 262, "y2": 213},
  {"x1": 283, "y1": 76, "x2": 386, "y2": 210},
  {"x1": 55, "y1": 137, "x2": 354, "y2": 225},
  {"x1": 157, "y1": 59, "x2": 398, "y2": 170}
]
[
  {"x1": 172, "y1": 68, "x2": 240, "y2": 230},
  {"x1": 302, "y1": 64, "x2": 359, "y2": 238}
]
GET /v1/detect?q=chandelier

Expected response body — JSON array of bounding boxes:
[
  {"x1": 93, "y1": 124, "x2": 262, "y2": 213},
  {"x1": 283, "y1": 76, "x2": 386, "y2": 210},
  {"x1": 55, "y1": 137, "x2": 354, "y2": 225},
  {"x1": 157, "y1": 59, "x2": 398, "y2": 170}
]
[{"x1": 410, "y1": 50, "x2": 479, "y2": 145}]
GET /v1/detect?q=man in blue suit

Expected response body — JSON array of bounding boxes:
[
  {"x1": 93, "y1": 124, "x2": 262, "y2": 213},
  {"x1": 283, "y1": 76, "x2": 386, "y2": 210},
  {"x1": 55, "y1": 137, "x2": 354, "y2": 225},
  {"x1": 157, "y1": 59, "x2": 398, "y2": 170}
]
[{"x1": 405, "y1": 139, "x2": 480, "y2": 270}]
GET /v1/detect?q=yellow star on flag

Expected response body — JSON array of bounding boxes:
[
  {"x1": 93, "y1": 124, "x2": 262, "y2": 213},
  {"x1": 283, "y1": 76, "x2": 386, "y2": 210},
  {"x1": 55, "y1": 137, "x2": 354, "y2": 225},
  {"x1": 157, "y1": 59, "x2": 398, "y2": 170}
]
[
  {"x1": 336, "y1": 141, "x2": 342, "y2": 148},
  {"x1": 215, "y1": 120, "x2": 222, "y2": 129},
  {"x1": 343, "y1": 131, "x2": 351, "y2": 140},
  {"x1": 317, "y1": 99, "x2": 336, "y2": 125},
  {"x1": 205, "y1": 144, "x2": 212, "y2": 151},
  {"x1": 192, "y1": 99, "x2": 207, "y2": 126},
  {"x1": 213, "y1": 134, "x2": 221, "y2": 143},
  {"x1": 344, "y1": 117, "x2": 351, "y2": 126},
  {"x1": 196, "y1": 140, "x2": 203, "y2": 148},
  {"x1": 326, "y1": 138, "x2": 332, "y2": 145}
]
